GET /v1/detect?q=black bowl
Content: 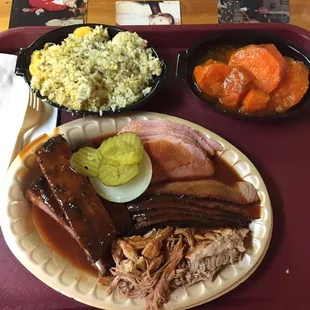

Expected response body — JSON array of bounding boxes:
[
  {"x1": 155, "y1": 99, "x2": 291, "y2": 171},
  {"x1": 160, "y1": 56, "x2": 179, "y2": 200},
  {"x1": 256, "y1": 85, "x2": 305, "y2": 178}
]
[
  {"x1": 176, "y1": 29, "x2": 310, "y2": 120},
  {"x1": 15, "y1": 24, "x2": 167, "y2": 116}
]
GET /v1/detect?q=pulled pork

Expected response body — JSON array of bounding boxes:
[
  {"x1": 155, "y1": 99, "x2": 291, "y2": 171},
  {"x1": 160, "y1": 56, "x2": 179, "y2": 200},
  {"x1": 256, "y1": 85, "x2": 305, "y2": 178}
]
[{"x1": 102, "y1": 226, "x2": 249, "y2": 310}]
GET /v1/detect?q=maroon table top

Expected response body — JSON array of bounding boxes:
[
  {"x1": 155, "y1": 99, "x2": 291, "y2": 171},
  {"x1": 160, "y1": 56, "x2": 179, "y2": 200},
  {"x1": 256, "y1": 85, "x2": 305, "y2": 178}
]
[{"x1": 1, "y1": 24, "x2": 310, "y2": 310}]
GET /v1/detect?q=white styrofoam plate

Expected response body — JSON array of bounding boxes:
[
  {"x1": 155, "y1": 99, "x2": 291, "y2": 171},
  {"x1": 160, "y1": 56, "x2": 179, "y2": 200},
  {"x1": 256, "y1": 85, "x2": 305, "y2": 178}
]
[{"x1": 0, "y1": 112, "x2": 273, "y2": 310}]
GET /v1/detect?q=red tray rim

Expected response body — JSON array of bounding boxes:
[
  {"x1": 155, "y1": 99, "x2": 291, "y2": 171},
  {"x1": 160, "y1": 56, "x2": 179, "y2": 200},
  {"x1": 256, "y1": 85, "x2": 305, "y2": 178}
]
[{"x1": 1, "y1": 23, "x2": 310, "y2": 54}]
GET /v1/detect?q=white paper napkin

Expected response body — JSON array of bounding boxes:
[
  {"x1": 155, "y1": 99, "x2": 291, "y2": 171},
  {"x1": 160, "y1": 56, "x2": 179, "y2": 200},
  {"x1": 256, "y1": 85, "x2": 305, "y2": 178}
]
[
  {"x1": 0, "y1": 54, "x2": 58, "y2": 186},
  {"x1": 0, "y1": 54, "x2": 30, "y2": 185}
]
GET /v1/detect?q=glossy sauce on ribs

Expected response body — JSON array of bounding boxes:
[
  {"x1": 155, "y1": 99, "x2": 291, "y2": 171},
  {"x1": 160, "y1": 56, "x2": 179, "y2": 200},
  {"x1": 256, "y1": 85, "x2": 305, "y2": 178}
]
[{"x1": 35, "y1": 135, "x2": 118, "y2": 273}]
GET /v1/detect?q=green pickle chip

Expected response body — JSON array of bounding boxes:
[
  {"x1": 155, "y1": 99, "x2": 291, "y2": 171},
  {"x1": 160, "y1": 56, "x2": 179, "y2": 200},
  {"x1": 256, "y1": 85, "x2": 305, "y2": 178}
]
[
  {"x1": 98, "y1": 132, "x2": 143, "y2": 165},
  {"x1": 70, "y1": 133, "x2": 143, "y2": 186},
  {"x1": 70, "y1": 146, "x2": 101, "y2": 178},
  {"x1": 98, "y1": 159, "x2": 139, "y2": 187}
]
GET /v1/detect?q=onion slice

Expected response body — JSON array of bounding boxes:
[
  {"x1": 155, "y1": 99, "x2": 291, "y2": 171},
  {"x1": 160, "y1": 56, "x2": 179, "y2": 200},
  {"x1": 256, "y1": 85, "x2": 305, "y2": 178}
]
[{"x1": 89, "y1": 150, "x2": 152, "y2": 203}]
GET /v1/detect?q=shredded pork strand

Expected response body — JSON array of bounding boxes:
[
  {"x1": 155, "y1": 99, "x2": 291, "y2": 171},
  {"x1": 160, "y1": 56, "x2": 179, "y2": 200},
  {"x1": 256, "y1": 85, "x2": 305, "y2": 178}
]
[
  {"x1": 102, "y1": 227, "x2": 249, "y2": 310},
  {"x1": 145, "y1": 238, "x2": 184, "y2": 310}
]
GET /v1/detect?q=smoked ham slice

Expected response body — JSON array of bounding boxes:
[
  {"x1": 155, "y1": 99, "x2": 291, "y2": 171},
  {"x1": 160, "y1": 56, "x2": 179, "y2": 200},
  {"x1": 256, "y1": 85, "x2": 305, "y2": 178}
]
[
  {"x1": 119, "y1": 120, "x2": 223, "y2": 183},
  {"x1": 142, "y1": 137, "x2": 215, "y2": 183},
  {"x1": 120, "y1": 119, "x2": 223, "y2": 156}
]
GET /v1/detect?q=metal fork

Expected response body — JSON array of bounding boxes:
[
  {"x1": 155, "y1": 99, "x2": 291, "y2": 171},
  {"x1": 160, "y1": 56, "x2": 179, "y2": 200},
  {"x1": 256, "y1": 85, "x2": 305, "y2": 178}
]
[{"x1": 10, "y1": 93, "x2": 42, "y2": 162}]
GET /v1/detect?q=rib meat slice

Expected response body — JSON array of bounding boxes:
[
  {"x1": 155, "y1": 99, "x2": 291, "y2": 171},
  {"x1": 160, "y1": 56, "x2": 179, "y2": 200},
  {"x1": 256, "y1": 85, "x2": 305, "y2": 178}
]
[
  {"x1": 26, "y1": 176, "x2": 69, "y2": 231},
  {"x1": 35, "y1": 135, "x2": 118, "y2": 274},
  {"x1": 147, "y1": 180, "x2": 260, "y2": 204},
  {"x1": 27, "y1": 176, "x2": 133, "y2": 239}
]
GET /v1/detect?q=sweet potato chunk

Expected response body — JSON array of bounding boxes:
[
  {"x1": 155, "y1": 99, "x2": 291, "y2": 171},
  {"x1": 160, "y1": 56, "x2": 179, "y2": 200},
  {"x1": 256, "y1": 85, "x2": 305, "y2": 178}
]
[
  {"x1": 241, "y1": 88, "x2": 270, "y2": 114},
  {"x1": 228, "y1": 44, "x2": 286, "y2": 94},
  {"x1": 193, "y1": 61, "x2": 230, "y2": 98},
  {"x1": 219, "y1": 67, "x2": 254, "y2": 110},
  {"x1": 225, "y1": 48, "x2": 237, "y2": 63},
  {"x1": 268, "y1": 57, "x2": 309, "y2": 113},
  {"x1": 193, "y1": 60, "x2": 215, "y2": 85}
]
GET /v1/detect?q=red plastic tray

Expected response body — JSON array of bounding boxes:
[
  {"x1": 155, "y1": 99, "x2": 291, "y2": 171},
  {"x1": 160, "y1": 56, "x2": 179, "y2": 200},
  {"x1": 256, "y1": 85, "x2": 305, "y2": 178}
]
[{"x1": 1, "y1": 24, "x2": 310, "y2": 310}]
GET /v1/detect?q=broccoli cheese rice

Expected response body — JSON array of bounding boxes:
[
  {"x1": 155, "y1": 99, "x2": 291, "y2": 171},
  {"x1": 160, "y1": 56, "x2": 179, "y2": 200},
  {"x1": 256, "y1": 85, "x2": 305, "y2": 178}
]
[{"x1": 29, "y1": 26, "x2": 163, "y2": 113}]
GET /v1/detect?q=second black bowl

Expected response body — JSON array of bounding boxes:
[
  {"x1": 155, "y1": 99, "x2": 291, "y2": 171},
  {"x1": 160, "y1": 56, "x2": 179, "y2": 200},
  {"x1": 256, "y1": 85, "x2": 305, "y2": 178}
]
[
  {"x1": 15, "y1": 24, "x2": 167, "y2": 116},
  {"x1": 176, "y1": 29, "x2": 310, "y2": 120}
]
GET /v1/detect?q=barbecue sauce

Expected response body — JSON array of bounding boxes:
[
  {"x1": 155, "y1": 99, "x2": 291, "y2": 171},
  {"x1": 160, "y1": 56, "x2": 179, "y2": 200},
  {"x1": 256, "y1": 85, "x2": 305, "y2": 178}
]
[
  {"x1": 210, "y1": 155, "x2": 241, "y2": 185},
  {"x1": 32, "y1": 204, "x2": 97, "y2": 276}
]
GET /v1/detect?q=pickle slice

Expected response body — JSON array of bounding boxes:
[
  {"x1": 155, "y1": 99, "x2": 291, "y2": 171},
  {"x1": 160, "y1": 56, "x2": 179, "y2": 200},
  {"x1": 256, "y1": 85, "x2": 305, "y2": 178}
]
[
  {"x1": 89, "y1": 150, "x2": 152, "y2": 203},
  {"x1": 98, "y1": 132, "x2": 143, "y2": 165},
  {"x1": 70, "y1": 146, "x2": 101, "y2": 178},
  {"x1": 98, "y1": 159, "x2": 139, "y2": 187}
]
